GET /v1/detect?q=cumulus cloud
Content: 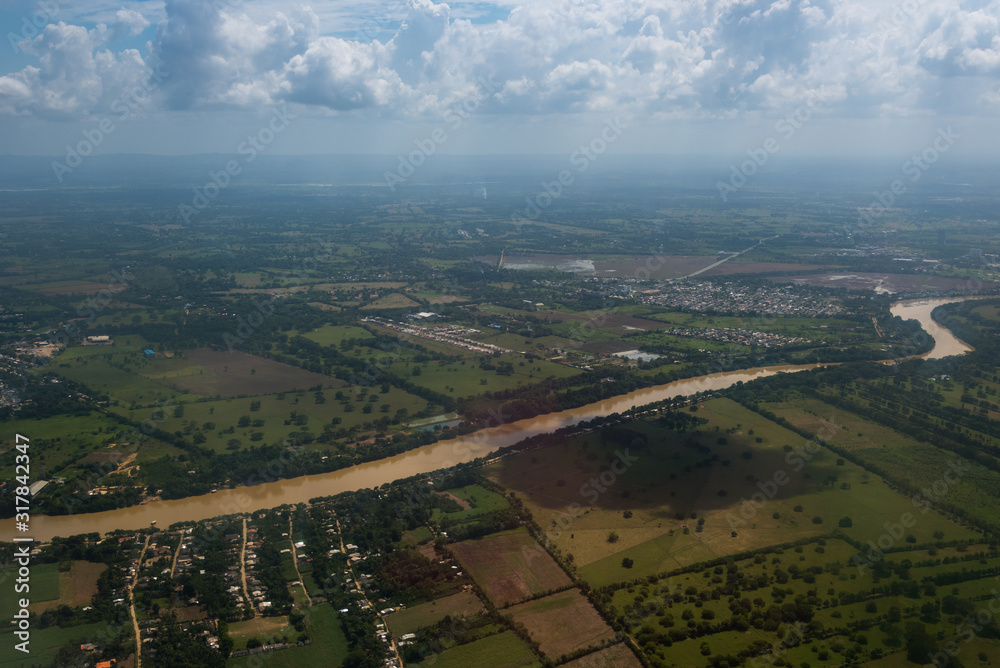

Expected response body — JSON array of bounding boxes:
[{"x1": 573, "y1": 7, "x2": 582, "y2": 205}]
[
  {"x1": 0, "y1": 22, "x2": 153, "y2": 119},
  {"x1": 1, "y1": 0, "x2": 999, "y2": 121},
  {"x1": 113, "y1": 8, "x2": 150, "y2": 38}
]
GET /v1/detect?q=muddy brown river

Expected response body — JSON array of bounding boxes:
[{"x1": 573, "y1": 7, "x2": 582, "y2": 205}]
[{"x1": 2, "y1": 297, "x2": 981, "y2": 541}]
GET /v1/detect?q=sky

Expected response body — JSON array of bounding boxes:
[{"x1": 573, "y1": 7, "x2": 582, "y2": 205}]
[{"x1": 0, "y1": 0, "x2": 998, "y2": 159}]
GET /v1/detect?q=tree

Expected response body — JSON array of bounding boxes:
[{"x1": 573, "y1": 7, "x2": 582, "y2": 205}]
[
  {"x1": 607, "y1": 531, "x2": 619, "y2": 544},
  {"x1": 905, "y1": 622, "x2": 936, "y2": 663},
  {"x1": 838, "y1": 517, "x2": 853, "y2": 527},
  {"x1": 622, "y1": 557, "x2": 634, "y2": 568}
]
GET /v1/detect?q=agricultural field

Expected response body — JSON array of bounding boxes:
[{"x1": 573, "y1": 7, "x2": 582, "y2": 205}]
[
  {"x1": 360, "y1": 293, "x2": 420, "y2": 309},
  {"x1": 140, "y1": 348, "x2": 344, "y2": 397},
  {"x1": 0, "y1": 412, "x2": 133, "y2": 481},
  {"x1": 416, "y1": 630, "x2": 541, "y2": 668},
  {"x1": 383, "y1": 352, "x2": 579, "y2": 399},
  {"x1": 605, "y1": 537, "x2": 1000, "y2": 667},
  {"x1": 301, "y1": 324, "x2": 373, "y2": 346},
  {"x1": 28, "y1": 561, "x2": 107, "y2": 614},
  {"x1": 0, "y1": 621, "x2": 126, "y2": 667},
  {"x1": 430, "y1": 483, "x2": 510, "y2": 525},
  {"x1": 0, "y1": 562, "x2": 59, "y2": 621},
  {"x1": 226, "y1": 604, "x2": 350, "y2": 667},
  {"x1": 561, "y1": 643, "x2": 643, "y2": 668},
  {"x1": 55, "y1": 343, "x2": 343, "y2": 405},
  {"x1": 449, "y1": 528, "x2": 573, "y2": 607},
  {"x1": 386, "y1": 590, "x2": 484, "y2": 637},
  {"x1": 119, "y1": 383, "x2": 429, "y2": 454},
  {"x1": 485, "y1": 397, "x2": 976, "y2": 589},
  {"x1": 762, "y1": 392, "x2": 1000, "y2": 531},
  {"x1": 504, "y1": 588, "x2": 616, "y2": 661}
]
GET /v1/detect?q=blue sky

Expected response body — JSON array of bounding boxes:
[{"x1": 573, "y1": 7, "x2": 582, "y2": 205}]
[{"x1": 0, "y1": 0, "x2": 998, "y2": 158}]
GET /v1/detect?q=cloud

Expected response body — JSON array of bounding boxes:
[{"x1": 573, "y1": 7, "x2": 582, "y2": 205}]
[
  {"x1": 0, "y1": 22, "x2": 151, "y2": 119},
  {"x1": 1, "y1": 0, "x2": 999, "y2": 122},
  {"x1": 113, "y1": 8, "x2": 150, "y2": 38}
]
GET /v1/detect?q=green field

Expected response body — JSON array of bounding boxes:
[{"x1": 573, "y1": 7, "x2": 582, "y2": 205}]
[
  {"x1": 115, "y1": 384, "x2": 430, "y2": 454},
  {"x1": 763, "y1": 394, "x2": 1000, "y2": 531},
  {"x1": 227, "y1": 604, "x2": 350, "y2": 668},
  {"x1": 387, "y1": 591, "x2": 484, "y2": 637},
  {"x1": 416, "y1": 631, "x2": 541, "y2": 668},
  {"x1": 486, "y1": 397, "x2": 976, "y2": 589},
  {"x1": 0, "y1": 621, "x2": 127, "y2": 667},
  {"x1": 431, "y1": 484, "x2": 510, "y2": 525},
  {"x1": 385, "y1": 353, "x2": 579, "y2": 399},
  {"x1": 609, "y1": 538, "x2": 1000, "y2": 668},
  {"x1": 0, "y1": 563, "x2": 60, "y2": 623},
  {"x1": 300, "y1": 324, "x2": 373, "y2": 346},
  {"x1": 0, "y1": 412, "x2": 122, "y2": 479}
]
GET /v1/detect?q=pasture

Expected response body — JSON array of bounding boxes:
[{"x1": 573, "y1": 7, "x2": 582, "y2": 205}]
[
  {"x1": 226, "y1": 604, "x2": 350, "y2": 667},
  {"x1": 417, "y1": 631, "x2": 540, "y2": 668},
  {"x1": 485, "y1": 397, "x2": 975, "y2": 589},
  {"x1": 386, "y1": 591, "x2": 484, "y2": 637}
]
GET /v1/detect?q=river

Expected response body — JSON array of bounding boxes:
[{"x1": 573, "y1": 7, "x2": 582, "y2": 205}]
[
  {"x1": 888, "y1": 297, "x2": 977, "y2": 359},
  {"x1": 4, "y1": 296, "x2": 983, "y2": 541}
]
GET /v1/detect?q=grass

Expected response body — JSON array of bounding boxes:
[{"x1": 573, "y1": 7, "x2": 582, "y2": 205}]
[
  {"x1": 361, "y1": 293, "x2": 420, "y2": 309},
  {"x1": 0, "y1": 621, "x2": 126, "y2": 667},
  {"x1": 0, "y1": 562, "x2": 60, "y2": 621},
  {"x1": 763, "y1": 393, "x2": 1000, "y2": 532},
  {"x1": 609, "y1": 537, "x2": 1000, "y2": 666},
  {"x1": 401, "y1": 526, "x2": 434, "y2": 546},
  {"x1": 227, "y1": 604, "x2": 350, "y2": 668},
  {"x1": 117, "y1": 385, "x2": 429, "y2": 454},
  {"x1": 0, "y1": 413, "x2": 121, "y2": 479},
  {"x1": 485, "y1": 397, "x2": 976, "y2": 590},
  {"x1": 227, "y1": 615, "x2": 293, "y2": 651},
  {"x1": 385, "y1": 353, "x2": 579, "y2": 400},
  {"x1": 300, "y1": 325, "x2": 372, "y2": 346},
  {"x1": 416, "y1": 631, "x2": 541, "y2": 668},
  {"x1": 431, "y1": 484, "x2": 510, "y2": 524},
  {"x1": 387, "y1": 591, "x2": 484, "y2": 637}
]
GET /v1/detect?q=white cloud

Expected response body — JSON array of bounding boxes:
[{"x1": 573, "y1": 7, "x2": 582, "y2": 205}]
[
  {"x1": 113, "y1": 8, "x2": 150, "y2": 37},
  {"x1": 1, "y1": 0, "x2": 999, "y2": 123}
]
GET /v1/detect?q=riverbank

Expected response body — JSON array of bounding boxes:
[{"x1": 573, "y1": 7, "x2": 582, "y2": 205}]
[{"x1": 2, "y1": 296, "x2": 988, "y2": 542}]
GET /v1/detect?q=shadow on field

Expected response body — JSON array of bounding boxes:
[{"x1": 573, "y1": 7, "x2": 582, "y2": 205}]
[{"x1": 492, "y1": 423, "x2": 843, "y2": 518}]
